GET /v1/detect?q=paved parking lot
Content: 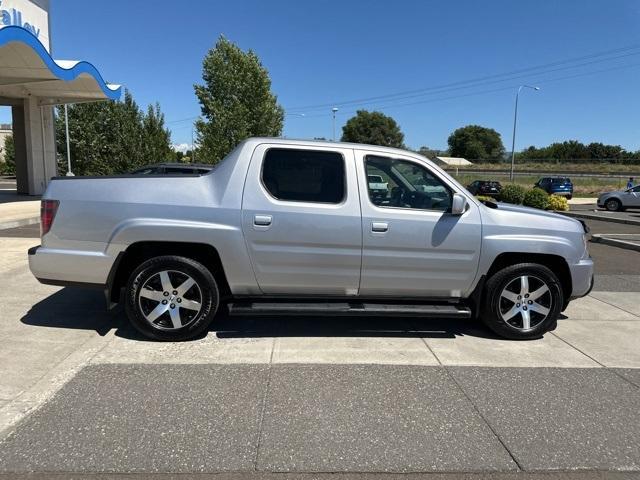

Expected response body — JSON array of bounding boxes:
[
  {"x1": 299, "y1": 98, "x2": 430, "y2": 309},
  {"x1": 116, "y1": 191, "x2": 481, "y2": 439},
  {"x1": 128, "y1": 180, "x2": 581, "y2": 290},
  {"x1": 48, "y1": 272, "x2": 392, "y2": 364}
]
[{"x1": 0, "y1": 221, "x2": 639, "y2": 477}]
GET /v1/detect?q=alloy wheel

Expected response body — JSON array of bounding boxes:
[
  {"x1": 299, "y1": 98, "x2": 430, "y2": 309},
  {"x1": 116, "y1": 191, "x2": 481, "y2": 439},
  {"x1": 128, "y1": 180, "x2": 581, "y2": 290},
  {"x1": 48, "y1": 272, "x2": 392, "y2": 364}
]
[
  {"x1": 499, "y1": 275, "x2": 552, "y2": 332},
  {"x1": 137, "y1": 270, "x2": 202, "y2": 330}
]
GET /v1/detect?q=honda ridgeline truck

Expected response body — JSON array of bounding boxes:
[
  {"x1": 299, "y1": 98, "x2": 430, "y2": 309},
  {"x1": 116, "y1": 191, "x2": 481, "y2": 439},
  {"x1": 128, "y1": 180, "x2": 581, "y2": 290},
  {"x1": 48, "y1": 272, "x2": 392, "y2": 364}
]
[{"x1": 29, "y1": 138, "x2": 594, "y2": 341}]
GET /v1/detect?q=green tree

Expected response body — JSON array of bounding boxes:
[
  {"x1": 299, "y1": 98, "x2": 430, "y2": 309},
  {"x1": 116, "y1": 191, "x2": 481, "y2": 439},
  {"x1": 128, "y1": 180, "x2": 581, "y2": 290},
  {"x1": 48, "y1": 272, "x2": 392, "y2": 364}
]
[
  {"x1": 447, "y1": 125, "x2": 505, "y2": 162},
  {"x1": 341, "y1": 110, "x2": 404, "y2": 148},
  {"x1": 56, "y1": 90, "x2": 172, "y2": 175},
  {"x1": 1, "y1": 134, "x2": 15, "y2": 175},
  {"x1": 545, "y1": 140, "x2": 589, "y2": 160},
  {"x1": 194, "y1": 36, "x2": 284, "y2": 163},
  {"x1": 142, "y1": 103, "x2": 172, "y2": 163},
  {"x1": 417, "y1": 146, "x2": 444, "y2": 159}
]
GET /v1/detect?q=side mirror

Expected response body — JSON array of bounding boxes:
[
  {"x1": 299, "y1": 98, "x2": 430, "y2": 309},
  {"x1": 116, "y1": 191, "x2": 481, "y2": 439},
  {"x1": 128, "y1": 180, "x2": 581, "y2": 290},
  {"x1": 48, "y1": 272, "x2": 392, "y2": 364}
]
[{"x1": 451, "y1": 193, "x2": 467, "y2": 215}]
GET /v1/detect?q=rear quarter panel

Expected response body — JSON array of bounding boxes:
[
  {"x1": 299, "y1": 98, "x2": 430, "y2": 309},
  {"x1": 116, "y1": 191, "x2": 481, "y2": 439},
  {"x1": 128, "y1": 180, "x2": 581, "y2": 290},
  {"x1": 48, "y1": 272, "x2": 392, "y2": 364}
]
[{"x1": 39, "y1": 143, "x2": 261, "y2": 294}]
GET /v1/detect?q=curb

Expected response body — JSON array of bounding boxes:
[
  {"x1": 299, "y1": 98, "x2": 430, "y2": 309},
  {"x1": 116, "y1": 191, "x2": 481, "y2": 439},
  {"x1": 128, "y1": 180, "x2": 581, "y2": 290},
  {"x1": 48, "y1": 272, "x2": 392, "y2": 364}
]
[
  {"x1": 562, "y1": 210, "x2": 640, "y2": 227},
  {"x1": 0, "y1": 216, "x2": 39, "y2": 231},
  {"x1": 591, "y1": 234, "x2": 640, "y2": 252}
]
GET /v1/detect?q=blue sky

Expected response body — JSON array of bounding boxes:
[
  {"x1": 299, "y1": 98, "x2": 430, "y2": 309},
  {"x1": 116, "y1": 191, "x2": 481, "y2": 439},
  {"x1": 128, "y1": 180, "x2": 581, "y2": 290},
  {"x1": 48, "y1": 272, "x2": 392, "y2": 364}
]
[{"x1": 10, "y1": 0, "x2": 640, "y2": 151}]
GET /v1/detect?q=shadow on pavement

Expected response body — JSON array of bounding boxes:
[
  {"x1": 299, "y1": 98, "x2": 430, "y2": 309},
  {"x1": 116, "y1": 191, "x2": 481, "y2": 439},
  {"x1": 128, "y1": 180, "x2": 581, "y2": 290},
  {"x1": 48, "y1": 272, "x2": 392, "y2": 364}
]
[
  {"x1": 22, "y1": 287, "x2": 501, "y2": 342},
  {"x1": 20, "y1": 287, "x2": 123, "y2": 336},
  {"x1": 211, "y1": 311, "x2": 498, "y2": 340}
]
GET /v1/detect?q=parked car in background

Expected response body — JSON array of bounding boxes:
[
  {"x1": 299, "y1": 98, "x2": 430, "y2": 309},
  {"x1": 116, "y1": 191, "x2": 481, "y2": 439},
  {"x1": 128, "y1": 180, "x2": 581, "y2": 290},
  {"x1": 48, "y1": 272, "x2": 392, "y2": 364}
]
[
  {"x1": 466, "y1": 180, "x2": 502, "y2": 197},
  {"x1": 535, "y1": 177, "x2": 573, "y2": 199},
  {"x1": 367, "y1": 174, "x2": 389, "y2": 199},
  {"x1": 597, "y1": 185, "x2": 640, "y2": 211},
  {"x1": 29, "y1": 138, "x2": 593, "y2": 342},
  {"x1": 131, "y1": 163, "x2": 214, "y2": 175}
]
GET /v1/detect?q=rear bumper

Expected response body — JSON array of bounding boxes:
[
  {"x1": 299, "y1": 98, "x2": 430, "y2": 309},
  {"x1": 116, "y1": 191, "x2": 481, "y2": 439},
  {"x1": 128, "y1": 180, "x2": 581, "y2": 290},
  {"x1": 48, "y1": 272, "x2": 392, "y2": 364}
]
[
  {"x1": 28, "y1": 245, "x2": 112, "y2": 288},
  {"x1": 551, "y1": 191, "x2": 572, "y2": 197}
]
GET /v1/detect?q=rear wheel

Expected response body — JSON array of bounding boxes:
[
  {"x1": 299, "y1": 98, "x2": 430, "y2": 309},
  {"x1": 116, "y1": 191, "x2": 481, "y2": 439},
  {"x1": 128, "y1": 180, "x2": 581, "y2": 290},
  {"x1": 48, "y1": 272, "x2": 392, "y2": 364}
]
[
  {"x1": 605, "y1": 198, "x2": 622, "y2": 212},
  {"x1": 481, "y1": 263, "x2": 562, "y2": 340},
  {"x1": 125, "y1": 255, "x2": 219, "y2": 341}
]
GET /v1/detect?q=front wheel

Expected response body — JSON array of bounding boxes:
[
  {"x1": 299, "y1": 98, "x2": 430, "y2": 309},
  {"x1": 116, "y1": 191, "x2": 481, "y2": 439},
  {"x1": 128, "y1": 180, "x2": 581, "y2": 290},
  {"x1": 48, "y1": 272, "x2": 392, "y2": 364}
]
[
  {"x1": 125, "y1": 255, "x2": 219, "y2": 341},
  {"x1": 481, "y1": 263, "x2": 563, "y2": 340},
  {"x1": 605, "y1": 198, "x2": 622, "y2": 212}
]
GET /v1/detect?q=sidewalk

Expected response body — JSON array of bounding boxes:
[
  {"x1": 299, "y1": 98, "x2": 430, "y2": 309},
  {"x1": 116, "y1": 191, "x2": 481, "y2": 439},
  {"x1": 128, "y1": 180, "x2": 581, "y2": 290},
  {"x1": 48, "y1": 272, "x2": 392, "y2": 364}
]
[
  {"x1": 568, "y1": 197, "x2": 596, "y2": 205},
  {"x1": 0, "y1": 201, "x2": 39, "y2": 230}
]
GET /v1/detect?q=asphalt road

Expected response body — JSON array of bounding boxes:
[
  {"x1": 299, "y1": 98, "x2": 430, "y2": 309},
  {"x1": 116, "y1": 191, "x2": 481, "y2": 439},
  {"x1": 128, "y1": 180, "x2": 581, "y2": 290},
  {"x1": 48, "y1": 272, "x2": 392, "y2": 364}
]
[{"x1": 1, "y1": 364, "x2": 639, "y2": 475}]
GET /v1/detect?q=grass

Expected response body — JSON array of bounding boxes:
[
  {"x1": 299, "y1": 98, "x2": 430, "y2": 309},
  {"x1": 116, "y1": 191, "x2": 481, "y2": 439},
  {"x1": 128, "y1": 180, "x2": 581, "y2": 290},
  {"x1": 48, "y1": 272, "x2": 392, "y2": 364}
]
[
  {"x1": 451, "y1": 173, "x2": 624, "y2": 197},
  {"x1": 444, "y1": 162, "x2": 640, "y2": 174}
]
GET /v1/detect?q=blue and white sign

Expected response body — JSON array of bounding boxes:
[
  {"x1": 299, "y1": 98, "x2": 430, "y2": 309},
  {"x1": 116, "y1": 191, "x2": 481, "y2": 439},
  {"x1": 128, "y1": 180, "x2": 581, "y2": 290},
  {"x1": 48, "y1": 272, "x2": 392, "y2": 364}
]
[{"x1": 0, "y1": 0, "x2": 48, "y2": 50}]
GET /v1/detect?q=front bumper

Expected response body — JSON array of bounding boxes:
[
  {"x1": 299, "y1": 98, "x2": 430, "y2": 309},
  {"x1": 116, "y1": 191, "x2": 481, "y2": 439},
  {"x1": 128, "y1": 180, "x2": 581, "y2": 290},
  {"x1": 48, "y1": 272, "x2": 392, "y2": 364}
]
[{"x1": 569, "y1": 257, "x2": 594, "y2": 299}]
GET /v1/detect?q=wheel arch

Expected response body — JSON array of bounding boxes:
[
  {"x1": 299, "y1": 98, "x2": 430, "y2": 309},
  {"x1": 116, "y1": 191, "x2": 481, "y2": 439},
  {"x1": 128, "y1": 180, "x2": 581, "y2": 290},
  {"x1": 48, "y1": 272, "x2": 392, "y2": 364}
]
[
  {"x1": 485, "y1": 252, "x2": 572, "y2": 304},
  {"x1": 108, "y1": 241, "x2": 231, "y2": 304}
]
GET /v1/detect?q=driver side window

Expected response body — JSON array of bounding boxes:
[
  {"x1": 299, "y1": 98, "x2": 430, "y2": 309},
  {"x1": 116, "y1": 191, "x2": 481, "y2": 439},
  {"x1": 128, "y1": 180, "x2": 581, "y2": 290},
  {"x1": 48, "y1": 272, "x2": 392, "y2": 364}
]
[{"x1": 365, "y1": 155, "x2": 452, "y2": 212}]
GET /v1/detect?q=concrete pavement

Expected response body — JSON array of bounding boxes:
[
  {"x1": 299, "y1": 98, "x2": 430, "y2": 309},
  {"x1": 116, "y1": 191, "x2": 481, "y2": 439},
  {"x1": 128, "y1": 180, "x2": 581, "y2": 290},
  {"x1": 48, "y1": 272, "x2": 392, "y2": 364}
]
[
  {"x1": 1, "y1": 228, "x2": 640, "y2": 475},
  {"x1": 0, "y1": 200, "x2": 39, "y2": 230}
]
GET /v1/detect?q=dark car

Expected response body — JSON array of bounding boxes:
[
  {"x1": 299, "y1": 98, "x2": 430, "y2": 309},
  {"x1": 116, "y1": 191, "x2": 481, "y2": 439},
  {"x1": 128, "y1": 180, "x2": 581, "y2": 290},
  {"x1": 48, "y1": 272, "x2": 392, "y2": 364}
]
[
  {"x1": 467, "y1": 180, "x2": 502, "y2": 196},
  {"x1": 131, "y1": 163, "x2": 214, "y2": 175},
  {"x1": 535, "y1": 177, "x2": 573, "y2": 199}
]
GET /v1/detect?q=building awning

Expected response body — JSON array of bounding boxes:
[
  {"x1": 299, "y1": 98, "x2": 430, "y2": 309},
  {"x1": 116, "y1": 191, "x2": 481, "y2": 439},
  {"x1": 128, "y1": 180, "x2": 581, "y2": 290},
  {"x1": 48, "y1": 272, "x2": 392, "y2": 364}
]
[{"x1": 0, "y1": 26, "x2": 121, "y2": 105}]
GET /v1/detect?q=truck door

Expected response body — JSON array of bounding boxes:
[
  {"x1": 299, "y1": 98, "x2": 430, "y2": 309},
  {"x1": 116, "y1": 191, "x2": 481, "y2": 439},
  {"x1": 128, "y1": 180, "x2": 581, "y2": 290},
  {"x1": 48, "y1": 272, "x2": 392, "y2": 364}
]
[
  {"x1": 356, "y1": 150, "x2": 482, "y2": 298},
  {"x1": 241, "y1": 144, "x2": 362, "y2": 295}
]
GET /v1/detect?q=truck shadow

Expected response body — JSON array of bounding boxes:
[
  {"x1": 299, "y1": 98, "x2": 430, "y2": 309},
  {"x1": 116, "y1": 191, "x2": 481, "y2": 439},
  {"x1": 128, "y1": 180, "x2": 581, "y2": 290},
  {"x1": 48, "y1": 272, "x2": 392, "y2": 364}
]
[
  {"x1": 209, "y1": 311, "x2": 498, "y2": 340},
  {"x1": 20, "y1": 288, "x2": 124, "y2": 336},
  {"x1": 21, "y1": 287, "x2": 502, "y2": 341}
]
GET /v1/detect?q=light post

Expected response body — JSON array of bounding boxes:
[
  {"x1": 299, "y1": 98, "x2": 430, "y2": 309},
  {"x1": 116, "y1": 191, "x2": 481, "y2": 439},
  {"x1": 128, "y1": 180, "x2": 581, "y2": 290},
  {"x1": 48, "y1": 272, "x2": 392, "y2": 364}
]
[
  {"x1": 510, "y1": 85, "x2": 540, "y2": 181},
  {"x1": 63, "y1": 104, "x2": 74, "y2": 176},
  {"x1": 191, "y1": 125, "x2": 196, "y2": 163},
  {"x1": 332, "y1": 107, "x2": 338, "y2": 141}
]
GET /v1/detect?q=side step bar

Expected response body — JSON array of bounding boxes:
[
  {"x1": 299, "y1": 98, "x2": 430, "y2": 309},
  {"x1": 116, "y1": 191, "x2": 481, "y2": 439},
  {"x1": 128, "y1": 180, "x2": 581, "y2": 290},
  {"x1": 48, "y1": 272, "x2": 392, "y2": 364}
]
[{"x1": 228, "y1": 302, "x2": 472, "y2": 318}]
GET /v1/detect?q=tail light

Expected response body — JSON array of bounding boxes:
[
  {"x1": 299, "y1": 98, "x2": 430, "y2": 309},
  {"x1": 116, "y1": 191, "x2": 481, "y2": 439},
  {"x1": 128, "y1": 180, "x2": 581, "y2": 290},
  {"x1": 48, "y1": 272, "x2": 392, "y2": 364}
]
[{"x1": 40, "y1": 199, "x2": 59, "y2": 237}]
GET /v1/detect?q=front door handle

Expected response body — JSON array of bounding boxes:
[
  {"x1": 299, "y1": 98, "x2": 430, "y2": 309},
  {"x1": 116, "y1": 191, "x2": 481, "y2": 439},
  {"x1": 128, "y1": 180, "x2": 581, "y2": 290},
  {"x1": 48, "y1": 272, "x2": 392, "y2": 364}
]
[
  {"x1": 371, "y1": 221, "x2": 388, "y2": 233},
  {"x1": 254, "y1": 214, "x2": 272, "y2": 226}
]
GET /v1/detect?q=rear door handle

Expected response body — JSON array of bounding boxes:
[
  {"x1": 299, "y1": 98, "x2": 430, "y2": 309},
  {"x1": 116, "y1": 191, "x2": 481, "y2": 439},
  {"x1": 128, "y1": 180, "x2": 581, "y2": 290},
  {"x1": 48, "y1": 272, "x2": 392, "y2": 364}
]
[
  {"x1": 254, "y1": 214, "x2": 272, "y2": 226},
  {"x1": 371, "y1": 221, "x2": 388, "y2": 233}
]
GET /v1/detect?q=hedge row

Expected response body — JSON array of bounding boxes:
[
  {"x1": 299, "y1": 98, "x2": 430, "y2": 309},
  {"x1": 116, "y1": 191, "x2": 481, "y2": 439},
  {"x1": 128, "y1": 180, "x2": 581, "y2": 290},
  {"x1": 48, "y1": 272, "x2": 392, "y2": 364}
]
[{"x1": 477, "y1": 184, "x2": 569, "y2": 211}]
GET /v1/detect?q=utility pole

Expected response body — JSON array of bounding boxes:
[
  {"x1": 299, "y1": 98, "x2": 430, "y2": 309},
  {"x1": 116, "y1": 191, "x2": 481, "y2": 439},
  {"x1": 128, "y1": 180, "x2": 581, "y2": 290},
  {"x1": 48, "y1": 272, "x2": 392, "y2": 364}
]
[
  {"x1": 332, "y1": 107, "x2": 338, "y2": 141},
  {"x1": 191, "y1": 125, "x2": 195, "y2": 163},
  {"x1": 510, "y1": 85, "x2": 540, "y2": 181}
]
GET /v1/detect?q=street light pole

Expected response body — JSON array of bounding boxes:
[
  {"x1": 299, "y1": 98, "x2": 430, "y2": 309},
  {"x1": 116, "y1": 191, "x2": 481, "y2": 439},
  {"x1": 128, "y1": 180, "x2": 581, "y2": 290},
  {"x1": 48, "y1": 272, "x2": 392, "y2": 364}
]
[
  {"x1": 63, "y1": 104, "x2": 74, "y2": 176},
  {"x1": 191, "y1": 125, "x2": 196, "y2": 163},
  {"x1": 510, "y1": 85, "x2": 539, "y2": 181},
  {"x1": 332, "y1": 107, "x2": 338, "y2": 141}
]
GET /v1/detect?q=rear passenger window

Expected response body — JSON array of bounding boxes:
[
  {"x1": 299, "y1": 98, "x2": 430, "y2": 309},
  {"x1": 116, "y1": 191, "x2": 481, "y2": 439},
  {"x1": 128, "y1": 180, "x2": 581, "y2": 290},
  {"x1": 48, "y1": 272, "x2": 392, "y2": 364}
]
[{"x1": 262, "y1": 149, "x2": 345, "y2": 203}]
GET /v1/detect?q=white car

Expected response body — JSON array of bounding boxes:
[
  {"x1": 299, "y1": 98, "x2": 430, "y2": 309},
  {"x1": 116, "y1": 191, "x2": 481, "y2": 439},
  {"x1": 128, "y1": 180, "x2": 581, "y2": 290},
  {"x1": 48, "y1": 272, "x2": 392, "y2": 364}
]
[
  {"x1": 367, "y1": 174, "x2": 388, "y2": 193},
  {"x1": 597, "y1": 185, "x2": 640, "y2": 211}
]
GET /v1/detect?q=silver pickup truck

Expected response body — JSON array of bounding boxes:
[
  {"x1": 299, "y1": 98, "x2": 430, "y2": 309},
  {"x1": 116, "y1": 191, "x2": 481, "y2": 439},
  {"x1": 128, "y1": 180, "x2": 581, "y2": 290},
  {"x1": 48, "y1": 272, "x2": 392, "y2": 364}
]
[{"x1": 29, "y1": 138, "x2": 593, "y2": 341}]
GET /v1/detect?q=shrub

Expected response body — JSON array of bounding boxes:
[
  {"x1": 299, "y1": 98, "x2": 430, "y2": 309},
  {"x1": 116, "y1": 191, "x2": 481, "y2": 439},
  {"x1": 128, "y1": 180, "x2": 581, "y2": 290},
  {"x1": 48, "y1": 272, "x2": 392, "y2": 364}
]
[
  {"x1": 523, "y1": 188, "x2": 550, "y2": 210},
  {"x1": 547, "y1": 194, "x2": 569, "y2": 211},
  {"x1": 499, "y1": 184, "x2": 526, "y2": 204}
]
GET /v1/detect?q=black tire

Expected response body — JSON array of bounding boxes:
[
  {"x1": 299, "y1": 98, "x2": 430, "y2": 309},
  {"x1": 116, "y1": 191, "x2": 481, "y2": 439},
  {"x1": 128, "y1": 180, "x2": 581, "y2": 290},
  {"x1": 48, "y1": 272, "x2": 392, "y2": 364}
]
[
  {"x1": 481, "y1": 263, "x2": 563, "y2": 340},
  {"x1": 567, "y1": 195, "x2": 572, "y2": 200},
  {"x1": 605, "y1": 198, "x2": 622, "y2": 212},
  {"x1": 124, "y1": 255, "x2": 219, "y2": 341}
]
